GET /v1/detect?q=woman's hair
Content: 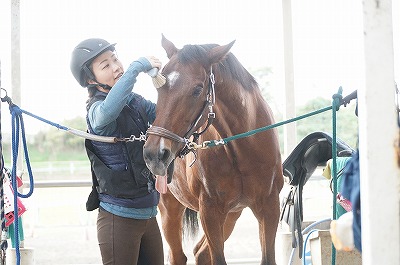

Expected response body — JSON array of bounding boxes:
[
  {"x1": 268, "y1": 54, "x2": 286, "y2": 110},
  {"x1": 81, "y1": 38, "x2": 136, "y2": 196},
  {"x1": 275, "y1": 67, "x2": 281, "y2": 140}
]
[
  {"x1": 86, "y1": 61, "x2": 97, "y2": 98},
  {"x1": 88, "y1": 86, "x2": 97, "y2": 98}
]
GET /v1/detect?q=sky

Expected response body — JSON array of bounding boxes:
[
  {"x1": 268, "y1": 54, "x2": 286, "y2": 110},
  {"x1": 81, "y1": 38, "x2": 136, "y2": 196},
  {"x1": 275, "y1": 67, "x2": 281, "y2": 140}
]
[{"x1": 0, "y1": 0, "x2": 399, "y2": 134}]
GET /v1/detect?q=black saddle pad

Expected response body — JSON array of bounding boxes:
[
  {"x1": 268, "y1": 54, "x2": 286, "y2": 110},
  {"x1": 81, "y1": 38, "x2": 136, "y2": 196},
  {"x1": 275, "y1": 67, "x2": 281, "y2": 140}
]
[{"x1": 282, "y1": 131, "x2": 354, "y2": 186}]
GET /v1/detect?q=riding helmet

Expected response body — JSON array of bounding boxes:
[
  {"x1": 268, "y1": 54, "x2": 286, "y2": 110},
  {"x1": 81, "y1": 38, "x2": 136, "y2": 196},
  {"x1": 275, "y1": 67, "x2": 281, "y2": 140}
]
[{"x1": 70, "y1": 38, "x2": 116, "y2": 87}]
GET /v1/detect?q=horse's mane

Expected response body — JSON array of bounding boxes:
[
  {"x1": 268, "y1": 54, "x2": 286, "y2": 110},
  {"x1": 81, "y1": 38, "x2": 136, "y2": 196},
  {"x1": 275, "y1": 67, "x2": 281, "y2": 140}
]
[{"x1": 178, "y1": 44, "x2": 258, "y2": 91}]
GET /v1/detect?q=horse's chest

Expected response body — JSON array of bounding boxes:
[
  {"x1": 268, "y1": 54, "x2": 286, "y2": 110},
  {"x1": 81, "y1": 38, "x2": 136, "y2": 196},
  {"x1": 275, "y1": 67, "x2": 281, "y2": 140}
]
[{"x1": 170, "y1": 159, "x2": 242, "y2": 204}]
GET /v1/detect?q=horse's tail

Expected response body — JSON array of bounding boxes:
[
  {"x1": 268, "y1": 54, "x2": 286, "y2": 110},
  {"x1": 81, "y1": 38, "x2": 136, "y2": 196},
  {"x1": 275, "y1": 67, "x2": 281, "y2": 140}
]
[{"x1": 183, "y1": 208, "x2": 199, "y2": 240}]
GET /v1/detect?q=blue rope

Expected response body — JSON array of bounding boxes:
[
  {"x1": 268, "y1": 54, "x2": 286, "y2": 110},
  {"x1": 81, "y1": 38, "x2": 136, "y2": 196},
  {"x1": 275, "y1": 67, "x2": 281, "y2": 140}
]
[
  {"x1": 9, "y1": 105, "x2": 36, "y2": 265},
  {"x1": 0, "y1": 90, "x2": 117, "y2": 144},
  {"x1": 13, "y1": 106, "x2": 68, "y2": 131}
]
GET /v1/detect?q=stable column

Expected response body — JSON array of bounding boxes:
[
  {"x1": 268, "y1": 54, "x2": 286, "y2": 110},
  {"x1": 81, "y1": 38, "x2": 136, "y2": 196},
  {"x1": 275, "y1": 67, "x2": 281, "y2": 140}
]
[{"x1": 359, "y1": 0, "x2": 400, "y2": 264}]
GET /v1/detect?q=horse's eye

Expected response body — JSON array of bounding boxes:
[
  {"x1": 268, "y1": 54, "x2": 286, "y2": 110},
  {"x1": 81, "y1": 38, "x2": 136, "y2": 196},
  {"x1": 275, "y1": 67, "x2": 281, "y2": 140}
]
[{"x1": 192, "y1": 86, "x2": 203, "y2": 97}]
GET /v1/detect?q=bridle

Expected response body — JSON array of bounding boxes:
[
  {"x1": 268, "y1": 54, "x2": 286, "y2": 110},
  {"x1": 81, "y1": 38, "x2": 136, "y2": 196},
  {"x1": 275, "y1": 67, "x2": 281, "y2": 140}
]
[{"x1": 146, "y1": 67, "x2": 216, "y2": 161}]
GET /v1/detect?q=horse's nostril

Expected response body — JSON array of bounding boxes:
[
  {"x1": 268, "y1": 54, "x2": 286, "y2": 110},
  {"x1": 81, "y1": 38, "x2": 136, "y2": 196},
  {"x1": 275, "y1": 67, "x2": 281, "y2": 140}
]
[
  {"x1": 159, "y1": 148, "x2": 170, "y2": 162},
  {"x1": 143, "y1": 146, "x2": 171, "y2": 164}
]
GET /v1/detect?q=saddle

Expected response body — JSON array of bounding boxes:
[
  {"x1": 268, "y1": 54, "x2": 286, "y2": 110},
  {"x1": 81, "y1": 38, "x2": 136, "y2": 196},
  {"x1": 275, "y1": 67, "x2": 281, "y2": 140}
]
[{"x1": 280, "y1": 131, "x2": 354, "y2": 258}]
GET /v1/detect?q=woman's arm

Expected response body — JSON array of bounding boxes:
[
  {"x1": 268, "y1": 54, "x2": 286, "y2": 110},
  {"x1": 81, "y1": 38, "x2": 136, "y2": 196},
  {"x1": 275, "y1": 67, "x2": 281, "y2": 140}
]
[{"x1": 88, "y1": 57, "x2": 153, "y2": 135}]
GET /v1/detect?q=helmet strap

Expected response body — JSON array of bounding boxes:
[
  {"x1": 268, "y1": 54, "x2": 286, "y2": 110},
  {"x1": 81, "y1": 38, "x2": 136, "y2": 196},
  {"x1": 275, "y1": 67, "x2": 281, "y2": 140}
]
[
  {"x1": 83, "y1": 64, "x2": 112, "y2": 90},
  {"x1": 87, "y1": 83, "x2": 112, "y2": 90}
]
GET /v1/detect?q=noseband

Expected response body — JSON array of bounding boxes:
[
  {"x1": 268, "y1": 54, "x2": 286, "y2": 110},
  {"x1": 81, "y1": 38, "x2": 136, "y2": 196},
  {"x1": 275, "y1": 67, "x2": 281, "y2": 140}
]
[{"x1": 146, "y1": 67, "x2": 216, "y2": 160}]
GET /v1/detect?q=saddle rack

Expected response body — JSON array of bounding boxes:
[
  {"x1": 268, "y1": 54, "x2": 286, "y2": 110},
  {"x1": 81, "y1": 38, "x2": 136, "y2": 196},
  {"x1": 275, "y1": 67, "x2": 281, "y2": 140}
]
[{"x1": 280, "y1": 131, "x2": 355, "y2": 258}]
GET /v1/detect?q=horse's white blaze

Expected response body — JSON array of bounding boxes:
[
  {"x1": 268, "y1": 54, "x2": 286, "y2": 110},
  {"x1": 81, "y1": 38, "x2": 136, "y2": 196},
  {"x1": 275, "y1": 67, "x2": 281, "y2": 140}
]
[
  {"x1": 159, "y1": 137, "x2": 165, "y2": 155},
  {"x1": 168, "y1": 71, "x2": 180, "y2": 88},
  {"x1": 241, "y1": 97, "x2": 246, "y2": 107}
]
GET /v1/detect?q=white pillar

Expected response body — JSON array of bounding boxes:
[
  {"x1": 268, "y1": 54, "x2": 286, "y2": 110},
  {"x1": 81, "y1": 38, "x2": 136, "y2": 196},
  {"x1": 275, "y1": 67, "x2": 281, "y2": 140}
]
[
  {"x1": 282, "y1": 0, "x2": 297, "y2": 157},
  {"x1": 360, "y1": 0, "x2": 400, "y2": 264},
  {"x1": 11, "y1": 0, "x2": 23, "y2": 170},
  {"x1": 11, "y1": 0, "x2": 26, "y2": 250},
  {"x1": 11, "y1": 0, "x2": 21, "y2": 107}
]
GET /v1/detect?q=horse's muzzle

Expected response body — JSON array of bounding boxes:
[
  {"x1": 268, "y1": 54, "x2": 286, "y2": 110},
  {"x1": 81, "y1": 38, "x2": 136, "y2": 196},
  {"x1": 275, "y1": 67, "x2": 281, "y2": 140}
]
[{"x1": 143, "y1": 139, "x2": 173, "y2": 176}]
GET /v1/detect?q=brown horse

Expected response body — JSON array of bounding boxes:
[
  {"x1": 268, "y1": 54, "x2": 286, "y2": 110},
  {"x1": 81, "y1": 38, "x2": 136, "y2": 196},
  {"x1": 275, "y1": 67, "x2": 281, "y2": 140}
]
[{"x1": 143, "y1": 35, "x2": 284, "y2": 265}]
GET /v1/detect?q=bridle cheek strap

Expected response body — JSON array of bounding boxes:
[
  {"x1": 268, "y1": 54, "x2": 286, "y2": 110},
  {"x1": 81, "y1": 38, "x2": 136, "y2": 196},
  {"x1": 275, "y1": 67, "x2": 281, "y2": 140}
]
[{"x1": 185, "y1": 67, "x2": 216, "y2": 140}]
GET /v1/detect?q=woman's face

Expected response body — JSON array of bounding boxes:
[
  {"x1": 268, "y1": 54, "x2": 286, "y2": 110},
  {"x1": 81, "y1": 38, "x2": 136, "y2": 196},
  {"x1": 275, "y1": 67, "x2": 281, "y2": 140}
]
[{"x1": 89, "y1": 50, "x2": 124, "y2": 88}]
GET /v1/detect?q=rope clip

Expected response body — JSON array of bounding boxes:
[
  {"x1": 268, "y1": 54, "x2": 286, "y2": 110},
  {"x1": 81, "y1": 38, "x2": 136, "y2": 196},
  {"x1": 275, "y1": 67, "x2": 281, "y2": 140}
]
[
  {"x1": 117, "y1": 133, "x2": 147, "y2": 142},
  {"x1": 1, "y1": 88, "x2": 14, "y2": 106},
  {"x1": 187, "y1": 140, "x2": 211, "y2": 150}
]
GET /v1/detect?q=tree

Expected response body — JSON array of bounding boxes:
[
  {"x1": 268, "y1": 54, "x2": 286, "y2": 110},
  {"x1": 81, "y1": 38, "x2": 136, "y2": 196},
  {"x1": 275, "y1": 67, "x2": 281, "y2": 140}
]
[
  {"x1": 32, "y1": 116, "x2": 87, "y2": 159},
  {"x1": 296, "y1": 97, "x2": 359, "y2": 148},
  {"x1": 249, "y1": 67, "x2": 359, "y2": 150}
]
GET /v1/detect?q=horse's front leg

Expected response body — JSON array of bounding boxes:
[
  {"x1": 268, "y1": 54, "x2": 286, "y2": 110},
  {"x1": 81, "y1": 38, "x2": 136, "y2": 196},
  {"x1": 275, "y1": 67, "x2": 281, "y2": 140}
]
[
  {"x1": 159, "y1": 191, "x2": 187, "y2": 265},
  {"x1": 194, "y1": 199, "x2": 228, "y2": 265},
  {"x1": 251, "y1": 189, "x2": 281, "y2": 265},
  {"x1": 194, "y1": 210, "x2": 243, "y2": 265}
]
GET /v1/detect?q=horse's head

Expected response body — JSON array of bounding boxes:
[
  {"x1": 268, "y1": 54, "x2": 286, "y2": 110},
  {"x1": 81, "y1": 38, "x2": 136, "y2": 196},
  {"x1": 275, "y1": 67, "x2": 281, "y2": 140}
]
[{"x1": 143, "y1": 35, "x2": 235, "y2": 176}]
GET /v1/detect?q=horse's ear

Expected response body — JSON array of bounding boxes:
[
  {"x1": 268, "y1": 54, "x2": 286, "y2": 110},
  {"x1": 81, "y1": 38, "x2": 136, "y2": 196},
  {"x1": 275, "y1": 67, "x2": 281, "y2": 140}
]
[
  {"x1": 207, "y1": 40, "x2": 236, "y2": 65},
  {"x1": 161, "y1": 34, "x2": 178, "y2": 59}
]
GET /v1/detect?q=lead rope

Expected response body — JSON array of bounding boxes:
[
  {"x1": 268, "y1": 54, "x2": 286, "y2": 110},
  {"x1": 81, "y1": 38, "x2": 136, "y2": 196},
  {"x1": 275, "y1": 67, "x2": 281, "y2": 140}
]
[
  {"x1": 9, "y1": 101, "x2": 36, "y2": 265},
  {"x1": 1, "y1": 88, "x2": 144, "y2": 144},
  {"x1": 194, "y1": 88, "x2": 356, "y2": 150}
]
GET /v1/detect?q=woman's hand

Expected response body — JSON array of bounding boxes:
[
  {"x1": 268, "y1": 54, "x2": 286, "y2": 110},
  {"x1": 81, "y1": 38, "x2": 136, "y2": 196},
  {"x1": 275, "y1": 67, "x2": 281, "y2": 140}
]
[{"x1": 146, "y1": 56, "x2": 162, "y2": 70}]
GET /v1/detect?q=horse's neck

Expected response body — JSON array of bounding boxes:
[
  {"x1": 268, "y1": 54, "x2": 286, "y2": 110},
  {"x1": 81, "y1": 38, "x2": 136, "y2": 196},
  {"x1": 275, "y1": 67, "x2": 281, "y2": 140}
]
[{"x1": 213, "y1": 84, "x2": 272, "y2": 135}]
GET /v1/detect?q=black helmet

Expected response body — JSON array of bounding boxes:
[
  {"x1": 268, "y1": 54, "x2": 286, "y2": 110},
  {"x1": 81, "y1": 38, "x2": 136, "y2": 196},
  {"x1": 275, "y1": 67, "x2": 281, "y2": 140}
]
[{"x1": 70, "y1": 38, "x2": 116, "y2": 87}]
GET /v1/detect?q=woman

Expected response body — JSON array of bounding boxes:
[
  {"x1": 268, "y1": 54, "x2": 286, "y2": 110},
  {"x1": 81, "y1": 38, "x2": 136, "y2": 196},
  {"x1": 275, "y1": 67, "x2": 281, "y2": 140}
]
[{"x1": 70, "y1": 38, "x2": 163, "y2": 265}]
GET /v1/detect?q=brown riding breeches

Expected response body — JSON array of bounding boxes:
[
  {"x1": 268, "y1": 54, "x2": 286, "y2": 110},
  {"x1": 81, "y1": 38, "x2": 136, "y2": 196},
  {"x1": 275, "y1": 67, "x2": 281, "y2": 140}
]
[{"x1": 97, "y1": 208, "x2": 164, "y2": 265}]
